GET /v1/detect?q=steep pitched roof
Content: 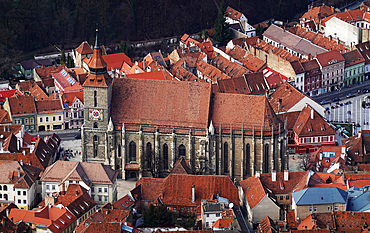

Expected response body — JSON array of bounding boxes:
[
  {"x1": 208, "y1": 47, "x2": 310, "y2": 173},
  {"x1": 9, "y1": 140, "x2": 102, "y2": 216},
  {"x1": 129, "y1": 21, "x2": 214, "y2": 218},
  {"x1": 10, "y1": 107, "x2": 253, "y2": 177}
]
[
  {"x1": 257, "y1": 215, "x2": 277, "y2": 233},
  {"x1": 196, "y1": 60, "x2": 231, "y2": 83},
  {"x1": 259, "y1": 171, "x2": 309, "y2": 195},
  {"x1": 300, "y1": 4, "x2": 334, "y2": 24},
  {"x1": 343, "y1": 49, "x2": 365, "y2": 68},
  {"x1": 110, "y1": 78, "x2": 211, "y2": 129},
  {"x1": 170, "y1": 157, "x2": 191, "y2": 174},
  {"x1": 75, "y1": 41, "x2": 93, "y2": 55},
  {"x1": 29, "y1": 84, "x2": 48, "y2": 101},
  {"x1": 315, "y1": 50, "x2": 345, "y2": 67},
  {"x1": 228, "y1": 46, "x2": 266, "y2": 72},
  {"x1": 7, "y1": 95, "x2": 36, "y2": 116},
  {"x1": 342, "y1": 130, "x2": 370, "y2": 163},
  {"x1": 102, "y1": 52, "x2": 132, "y2": 70},
  {"x1": 356, "y1": 41, "x2": 370, "y2": 65},
  {"x1": 210, "y1": 93, "x2": 282, "y2": 131},
  {"x1": 292, "y1": 187, "x2": 347, "y2": 205},
  {"x1": 137, "y1": 174, "x2": 239, "y2": 213},
  {"x1": 36, "y1": 99, "x2": 63, "y2": 114},
  {"x1": 239, "y1": 176, "x2": 268, "y2": 209},
  {"x1": 212, "y1": 76, "x2": 250, "y2": 95},
  {"x1": 293, "y1": 104, "x2": 336, "y2": 137},
  {"x1": 269, "y1": 82, "x2": 305, "y2": 114},
  {"x1": 0, "y1": 109, "x2": 11, "y2": 124},
  {"x1": 126, "y1": 70, "x2": 167, "y2": 81},
  {"x1": 34, "y1": 65, "x2": 66, "y2": 80}
]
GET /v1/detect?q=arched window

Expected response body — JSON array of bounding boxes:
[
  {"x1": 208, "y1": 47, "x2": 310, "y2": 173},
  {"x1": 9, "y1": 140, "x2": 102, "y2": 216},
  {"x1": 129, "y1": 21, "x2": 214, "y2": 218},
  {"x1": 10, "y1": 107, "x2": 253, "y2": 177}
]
[
  {"x1": 129, "y1": 141, "x2": 136, "y2": 162},
  {"x1": 94, "y1": 90, "x2": 97, "y2": 107},
  {"x1": 93, "y1": 135, "x2": 98, "y2": 158},
  {"x1": 264, "y1": 144, "x2": 269, "y2": 173},
  {"x1": 0, "y1": 185, "x2": 2, "y2": 190},
  {"x1": 145, "y1": 142, "x2": 152, "y2": 170},
  {"x1": 3, "y1": 185, "x2": 7, "y2": 191},
  {"x1": 163, "y1": 144, "x2": 169, "y2": 170},
  {"x1": 93, "y1": 122, "x2": 98, "y2": 128},
  {"x1": 224, "y1": 142, "x2": 228, "y2": 174},
  {"x1": 246, "y1": 144, "x2": 251, "y2": 177},
  {"x1": 179, "y1": 144, "x2": 186, "y2": 159},
  {"x1": 4, "y1": 194, "x2": 8, "y2": 201}
]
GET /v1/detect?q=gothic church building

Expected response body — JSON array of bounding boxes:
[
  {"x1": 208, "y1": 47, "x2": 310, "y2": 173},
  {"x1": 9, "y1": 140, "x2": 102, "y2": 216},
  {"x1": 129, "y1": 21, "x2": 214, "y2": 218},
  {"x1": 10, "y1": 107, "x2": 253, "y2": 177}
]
[{"x1": 82, "y1": 34, "x2": 289, "y2": 181}]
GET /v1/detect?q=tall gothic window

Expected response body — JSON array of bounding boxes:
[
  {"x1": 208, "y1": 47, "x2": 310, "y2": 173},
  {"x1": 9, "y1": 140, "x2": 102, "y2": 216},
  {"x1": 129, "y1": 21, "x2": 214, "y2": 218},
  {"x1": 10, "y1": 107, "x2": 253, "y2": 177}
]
[
  {"x1": 264, "y1": 144, "x2": 269, "y2": 173},
  {"x1": 179, "y1": 144, "x2": 186, "y2": 159},
  {"x1": 129, "y1": 141, "x2": 136, "y2": 162},
  {"x1": 246, "y1": 143, "x2": 251, "y2": 177},
  {"x1": 94, "y1": 90, "x2": 97, "y2": 107},
  {"x1": 145, "y1": 142, "x2": 152, "y2": 170},
  {"x1": 224, "y1": 142, "x2": 228, "y2": 174},
  {"x1": 93, "y1": 135, "x2": 98, "y2": 157},
  {"x1": 163, "y1": 144, "x2": 169, "y2": 170}
]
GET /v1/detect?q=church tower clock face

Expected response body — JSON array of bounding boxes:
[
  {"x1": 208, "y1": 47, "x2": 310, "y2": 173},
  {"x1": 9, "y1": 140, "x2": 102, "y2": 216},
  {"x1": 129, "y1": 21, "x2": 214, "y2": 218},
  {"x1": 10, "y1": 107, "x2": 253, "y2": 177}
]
[{"x1": 89, "y1": 109, "x2": 104, "y2": 121}]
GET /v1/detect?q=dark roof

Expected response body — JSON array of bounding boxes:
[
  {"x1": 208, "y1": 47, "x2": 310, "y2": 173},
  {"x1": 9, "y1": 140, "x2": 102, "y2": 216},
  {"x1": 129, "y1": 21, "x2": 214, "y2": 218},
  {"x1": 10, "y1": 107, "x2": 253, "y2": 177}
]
[{"x1": 20, "y1": 59, "x2": 53, "y2": 70}]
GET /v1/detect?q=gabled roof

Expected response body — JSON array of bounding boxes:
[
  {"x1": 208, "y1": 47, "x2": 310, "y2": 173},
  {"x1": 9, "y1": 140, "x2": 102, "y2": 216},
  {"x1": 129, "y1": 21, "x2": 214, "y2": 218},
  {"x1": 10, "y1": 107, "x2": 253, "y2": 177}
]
[
  {"x1": 293, "y1": 104, "x2": 336, "y2": 137},
  {"x1": 213, "y1": 218, "x2": 233, "y2": 228},
  {"x1": 75, "y1": 41, "x2": 93, "y2": 55},
  {"x1": 263, "y1": 25, "x2": 327, "y2": 57},
  {"x1": 211, "y1": 93, "x2": 282, "y2": 131},
  {"x1": 291, "y1": 187, "x2": 347, "y2": 205},
  {"x1": 112, "y1": 194, "x2": 135, "y2": 210},
  {"x1": 8, "y1": 205, "x2": 77, "y2": 233},
  {"x1": 102, "y1": 52, "x2": 132, "y2": 70},
  {"x1": 300, "y1": 4, "x2": 334, "y2": 24},
  {"x1": 35, "y1": 65, "x2": 66, "y2": 80},
  {"x1": 29, "y1": 83, "x2": 48, "y2": 101},
  {"x1": 356, "y1": 41, "x2": 370, "y2": 64},
  {"x1": 213, "y1": 76, "x2": 250, "y2": 95},
  {"x1": 137, "y1": 174, "x2": 239, "y2": 213},
  {"x1": 61, "y1": 91, "x2": 84, "y2": 107},
  {"x1": 315, "y1": 50, "x2": 345, "y2": 67},
  {"x1": 7, "y1": 95, "x2": 36, "y2": 116},
  {"x1": 343, "y1": 49, "x2": 365, "y2": 68},
  {"x1": 110, "y1": 78, "x2": 211, "y2": 129},
  {"x1": 196, "y1": 60, "x2": 231, "y2": 83},
  {"x1": 269, "y1": 82, "x2": 306, "y2": 114},
  {"x1": 225, "y1": 6, "x2": 244, "y2": 21},
  {"x1": 41, "y1": 161, "x2": 118, "y2": 185},
  {"x1": 20, "y1": 59, "x2": 53, "y2": 70},
  {"x1": 240, "y1": 176, "x2": 269, "y2": 209},
  {"x1": 52, "y1": 68, "x2": 83, "y2": 93},
  {"x1": 0, "y1": 109, "x2": 11, "y2": 124},
  {"x1": 342, "y1": 130, "x2": 370, "y2": 163},
  {"x1": 36, "y1": 99, "x2": 63, "y2": 114},
  {"x1": 259, "y1": 171, "x2": 309, "y2": 195},
  {"x1": 257, "y1": 215, "x2": 277, "y2": 233},
  {"x1": 0, "y1": 160, "x2": 39, "y2": 189},
  {"x1": 211, "y1": 53, "x2": 250, "y2": 79},
  {"x1": 228, "y1": 46, "x2": 266, "y2": 72},
  {"x1": 170, "y1": 157, "x2": 191, "y2": 174}
]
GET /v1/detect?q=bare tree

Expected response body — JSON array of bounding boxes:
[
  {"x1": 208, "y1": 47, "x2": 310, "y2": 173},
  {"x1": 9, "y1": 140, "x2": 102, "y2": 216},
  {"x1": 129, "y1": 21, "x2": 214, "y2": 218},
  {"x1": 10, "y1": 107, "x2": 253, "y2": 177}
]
[{"x1": 297, "y1": 153, "x2": 315, "y2": 171}]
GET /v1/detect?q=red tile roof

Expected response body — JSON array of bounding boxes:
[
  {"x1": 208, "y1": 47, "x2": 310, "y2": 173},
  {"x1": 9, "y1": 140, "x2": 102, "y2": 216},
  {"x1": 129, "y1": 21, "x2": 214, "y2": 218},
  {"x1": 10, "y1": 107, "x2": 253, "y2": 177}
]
[
  {"x1": 102, "y1": 52, "x2": 132, "y2": 70},
  {"x1": 315, "y1": 50, "x2": 345, "y2": 67},
  {"x1": 126, "y1": 70, "x2": 167, "y2": 81},
  {"x1": 211, "y1": 93, "x2": 282, "y2": 132},
  {"x1": 293, "y1": 104, "x2": 336, "y2": 137},
  {"x1": 240, "y1": 176, "x2": 269, "y2": 209},
  {"x1": 342, "y1": 130, "x2": 370, "y2": 163},
  {"x1": 137, "y1": 174, "x2": 239, "y2": 213},
  {"x1": 0, "y1": 109, "x2": 11, "y2": 124},
  {"x1": 196, "y1": 60, "x2": 231, "y2": 83},
  {"x1": 259, "y1": 171, "x2": 309, "y2": 194},
  {"x1": 8, "y1": 205, "x2": 77, "y2": 233},
  {"x1": 7, "y1": 95, "x2": 36, "y2": 116},
  {"x1": 212, "y1": 76, "x2": 250, "y2": 94},
  {"x1": 52, "y1": 68, "x2": 83, "y2": 93},
  {"x1": 269, "y1": 82, "x2": 306, "y2": 114},
  {"x1": 343, "y1": 49, "x2": 365, "y2": 68},
  {"x1": 75, "y1": 41, "x2": 93, "y2": 55},
  {"x1": 211, "y1": 53, "x2": 250, "y2": 79},
  {"x1": 29, "y1": 84, "x2": 48, "y2": 101},
  {"x1": 228, "y1": 46, "x2": 266, "y2": 72},
  {"x1": 36, "y1": 99, "x2": 63, "y2": 114},
  {"x1": 300, "y1": 4, "x2": 334, "y2": 24},
  {"x1": 257, "y1": 215, "x2": 277, "y2": 233},
  {"x1": 110, "y1": 78, "x2": 211, "y2": 129},
  {"x1": 170, "y1": 157, "x2": 191, "y2": 174},
  {"x1": 226, "y1": 6, "x2": 244, "y2": 21},
  {"x1": 61, "y1": 91, "x2": 84, "y2": 107},
  {"x1": 213, "y1": 218, "x2": 233, "y2": 228}
]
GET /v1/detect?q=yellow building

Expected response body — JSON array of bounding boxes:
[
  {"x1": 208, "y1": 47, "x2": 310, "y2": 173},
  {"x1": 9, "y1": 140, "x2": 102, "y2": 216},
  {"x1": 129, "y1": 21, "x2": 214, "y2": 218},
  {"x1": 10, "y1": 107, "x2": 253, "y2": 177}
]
[{"x1": 36, "y1": 99, "x2": 64, "y2": 131}]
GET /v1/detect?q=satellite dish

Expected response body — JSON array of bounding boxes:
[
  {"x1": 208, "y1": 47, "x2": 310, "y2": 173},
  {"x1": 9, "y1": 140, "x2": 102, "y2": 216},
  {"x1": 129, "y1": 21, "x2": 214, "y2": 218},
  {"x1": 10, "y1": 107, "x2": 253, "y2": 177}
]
[{"x1": 229, "y1": 203, "x2": 234, "y2": 208}]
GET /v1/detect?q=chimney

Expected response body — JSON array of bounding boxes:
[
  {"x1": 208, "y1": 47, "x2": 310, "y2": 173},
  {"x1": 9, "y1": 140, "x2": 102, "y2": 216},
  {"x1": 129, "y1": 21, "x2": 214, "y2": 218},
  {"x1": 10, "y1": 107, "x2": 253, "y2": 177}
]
[
  {"x1": 331, "y1": 6, "x2": 334, "y2": 13},
  {"x1": 55, "y1": 92, "x2": 59, "y2": 99},
  {"x1": 272, "y1": 170, "x2": 276, "y2": 182},
  {"x1": 22, "y1": 150, "x2": 25, "y2": 156},
  {"x1": 311, "y1": 109, "x2": 314, "y2": 119},
  {"x1": 284, "y1": 170, "x2": 289, "y2": 181},
  {"x1": 17, "y1": 167, "x2": 20, "y2": 178},
  {"x1": 20, "y1": 159, "x2": 23, "y2": 166},
  {"x1": 192, "y1": 185, "x2": 195, "y2": 203},
  {"x1": 6, "y1": 209, "x2": 9, "y2": 217},
  {"x1": 255, "y1": 171, "x2": 260, "y2": 178}
]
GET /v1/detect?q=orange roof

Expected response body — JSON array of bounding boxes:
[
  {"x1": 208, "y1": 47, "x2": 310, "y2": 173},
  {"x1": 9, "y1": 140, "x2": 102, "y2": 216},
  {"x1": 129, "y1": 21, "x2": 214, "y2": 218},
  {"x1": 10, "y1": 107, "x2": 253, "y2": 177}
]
[
  {"x1": 29, "y1": 84, "x2": 48, "y2": 101},
  {"x1": 240, "y1": 176, "x2": 268, "y2": 209},
  {"x1": 269, "y1": 82, "x2": 305, "y2": 114},
  {"x1": 0, "y1": 109, "x2": 11, "y2": 124},
  {"x1": 226, "y1": 6, "x2": 243, "y2": 21},
  {"x1": 293, "y1": 104, "x2": 336, "y2": 137},
  {"x1": 75, "y1": 41, "x2": 93, "y2": 55},
  {"x1": 300, "y1": 4, "x2": 334, "y2": 24},
  {"x1": 36, "y1": 99, "x2": 63, "y2": 114},
  {"x1": 61, "y1": 91, "x2": 84, "y2": 107},
  {"x1": 228, "y1": 45, "x2": 266, "y2": 72},
  {"x1": 102, "y1": 52, "x2": 132, "y2": 70},
  {"x1": 213, "y1": 218, "x2": 233, "y2": 228},
  {"x1": 7, "y1": 95, "x2": 37, "y2": 116},
  {"x1": 34, "y1": 65, "x2": 66, "y2": 80},
  {"x1": 126, "y1": 70, "x2": 166, "y2": 80}
]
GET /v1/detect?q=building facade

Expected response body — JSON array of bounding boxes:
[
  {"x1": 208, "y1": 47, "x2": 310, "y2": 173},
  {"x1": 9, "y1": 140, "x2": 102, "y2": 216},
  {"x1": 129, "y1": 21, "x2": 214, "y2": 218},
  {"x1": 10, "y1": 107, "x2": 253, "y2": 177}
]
[{"x1": 82, "y1": 33, "x2": 289, "y2": 181}]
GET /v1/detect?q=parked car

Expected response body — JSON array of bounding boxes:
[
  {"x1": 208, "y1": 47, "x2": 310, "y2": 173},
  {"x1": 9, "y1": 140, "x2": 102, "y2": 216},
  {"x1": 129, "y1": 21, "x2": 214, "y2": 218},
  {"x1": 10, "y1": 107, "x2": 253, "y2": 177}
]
[
  {"x1": 75, "y1": 133, "x2": 81, "y2": 139},
  {"x1": 346, "y1": 93, "x2": 355, "y2": 98},
  {"x1": 320, "y1": 100, "x2": 329, "y2": 105},
  {"x1": 363, "y1": 89, "x2": 370, "y2": 93},
  {"x1": 332, "y1": 97, "x2": 341, "y2": 102}
]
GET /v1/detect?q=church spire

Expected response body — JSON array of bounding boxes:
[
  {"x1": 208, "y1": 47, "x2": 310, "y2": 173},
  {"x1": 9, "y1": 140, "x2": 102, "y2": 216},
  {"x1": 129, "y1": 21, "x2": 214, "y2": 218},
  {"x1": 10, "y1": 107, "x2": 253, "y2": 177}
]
[{"x1": 94, "y1": 28, "x2": 99, "y2": 50}]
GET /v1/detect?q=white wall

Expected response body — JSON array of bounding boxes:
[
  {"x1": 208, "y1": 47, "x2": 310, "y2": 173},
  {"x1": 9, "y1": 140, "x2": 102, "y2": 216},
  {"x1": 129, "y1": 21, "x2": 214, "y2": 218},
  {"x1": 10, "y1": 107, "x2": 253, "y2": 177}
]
[
  {"x1": 289, "y1": 97, "x2": 326, "y2": 118},
  {"x1": 325, "y1": 17, "x2": 360, "y2": 46}
]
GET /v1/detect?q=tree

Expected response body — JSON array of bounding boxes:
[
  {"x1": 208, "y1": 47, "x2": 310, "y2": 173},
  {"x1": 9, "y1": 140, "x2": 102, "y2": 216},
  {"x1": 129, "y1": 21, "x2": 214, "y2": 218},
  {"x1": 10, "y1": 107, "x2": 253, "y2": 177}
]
[
  {"x1": 143, "y1": 204, "x2": 174, "y2": 227},
  {"x1": 297, "y1": 153, "x2": 314, "y2": 171},
  {"x1": 213, "y1": 0, "x2": 230, "y2": 46},
  {"x1": 119, "y1": 41, "x2": 131, "y2": 58},
  {"x1": 60, "y1": 50, "x2": 66, "y2": 65}
]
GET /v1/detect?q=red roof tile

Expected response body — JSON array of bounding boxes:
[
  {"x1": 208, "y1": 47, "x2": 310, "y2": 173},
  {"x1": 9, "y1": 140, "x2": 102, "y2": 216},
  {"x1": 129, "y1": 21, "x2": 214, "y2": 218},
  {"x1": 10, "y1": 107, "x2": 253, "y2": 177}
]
[
  {"x1": 36, "y1": 99, "x2": 63, "y2": 114},
  {"x1": 228, "y1": 46, "x2": 266, "y2": 72},
  {"x1": 213, "y1": 218, "x2": 233, "y2": 228},
  {"x1": 75, "y1": 41, "x2": 93, "y2": 55},
  {"x1": 7, "y1": 95, "x2": 36, "y2": 116},
  {"x1": 240, "y1": 176, "x2": 268, "y2": 209},
  {"x1": 269, "y1": 82, "x2": 305, "y2": 114}
]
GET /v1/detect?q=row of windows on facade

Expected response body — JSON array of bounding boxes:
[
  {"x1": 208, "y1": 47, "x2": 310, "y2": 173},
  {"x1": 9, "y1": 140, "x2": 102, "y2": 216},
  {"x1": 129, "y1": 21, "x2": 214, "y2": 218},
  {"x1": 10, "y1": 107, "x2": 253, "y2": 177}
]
[
  {"x1": 309, "y1": 206, "x2": 338, "y2": 212},
  {"x1": 14, "y1": 118, "x2": 34, "y2": 125},
  {"x1": 71, "y1": 120, "x2": 83, "y2": 126},
  {"x1": 91, "y1": 195, "x2": 108, "y2": 202},
  {"x1": 117, "y1": 140, "x2": 271, "y2": 175},
  {"x1": 65, "y1": 111, "x2": 83, "y2": 118},
  {"x1": 298, "y1": 136, "x2": 334, "y2": 144},
  {"x1": 0, "y1": 185, "x2": 8, "y2": 191},
  {"x1": 91, "y1": 187, "x2": 107, "y2": 193},
  {"x1": 39, "y1": 115, "x2": 62, "y2": 123},
  {"x1": 279, "y1": 195, "x2": 290, "y2": 200},
  {"x1": 167, "y1": 206, "x2": 193, "y2": 212}
]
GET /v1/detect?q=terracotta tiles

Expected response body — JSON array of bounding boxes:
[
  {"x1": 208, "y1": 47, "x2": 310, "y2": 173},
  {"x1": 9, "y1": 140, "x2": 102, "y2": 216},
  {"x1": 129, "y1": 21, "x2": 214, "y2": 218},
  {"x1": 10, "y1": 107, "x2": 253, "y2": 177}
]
[
  {"x1": 210, "y1": 93, "x2": 282, "y2": 131},
  {"x1": 315, "y1": 50, "x2": 345, "y2": 68},
  {"x1": 259, "y1": 171, "x2": 308, "y2": 195},
  {"x1": 36, "y1": 99, "x2": 63, "y2": 114},
  {"x1": 226, "y1": 6, "x2": 243, "y2": 21},
  {"x1": 196, "y1": 60, "x2": 231, "y2": 83},
  {"x1": 240, "y1": 176, "x2": 269, "y2": 209},
  {"x1": 228, "y1": 45, "x2": 266, "y2": 72},
  {"x1": 0, "y1": 109, "x2": 11, "y2": 124},
  {"x1": 7, "y1": 95, "x2": 36, "y2": 116},
  {"x1": 213, "y1": 76, "x2": 250, "y2": 94},
  {"x1": 293, "y1": 104, "x2": 336, "y2": 137},
  {"x1": 110, "y1": 78, "x2": 211, "y2": 129},
  {"x1": 300, "y1": 4, "x2": 334, "y2": 24},
  {"x1": 269, "y1": 82, "x2": 306, "y2": 114},
  {"x1": 257, "y1": 215, "x2": 277, "y2": 233},
  {"x1": 75, "y1": 41, "x2": 93, "y2": 55},
  {"x1": 213, "y1": 218, "x2": 233, "y2": 228}
]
